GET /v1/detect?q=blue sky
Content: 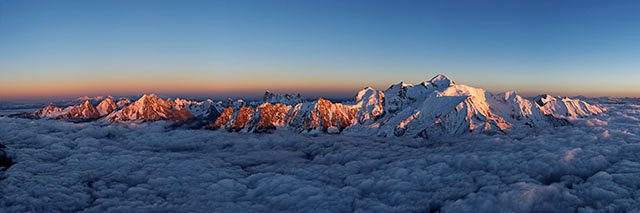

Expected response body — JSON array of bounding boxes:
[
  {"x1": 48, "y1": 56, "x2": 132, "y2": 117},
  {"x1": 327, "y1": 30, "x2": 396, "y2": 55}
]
[{"x1": 1, "y1": 0, "x2": 639, "y2": 99}]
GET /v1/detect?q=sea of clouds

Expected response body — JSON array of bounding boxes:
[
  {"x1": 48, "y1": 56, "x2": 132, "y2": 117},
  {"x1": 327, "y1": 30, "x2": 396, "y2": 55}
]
[{"x1": 0, "y1": 101, "x2": 639, "y2": 212}]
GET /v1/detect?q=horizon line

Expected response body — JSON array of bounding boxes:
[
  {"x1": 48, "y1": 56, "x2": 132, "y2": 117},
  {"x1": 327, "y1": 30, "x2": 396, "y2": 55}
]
[{"x1": 1, "y1": 88, "x2": 638, "y2": 102}]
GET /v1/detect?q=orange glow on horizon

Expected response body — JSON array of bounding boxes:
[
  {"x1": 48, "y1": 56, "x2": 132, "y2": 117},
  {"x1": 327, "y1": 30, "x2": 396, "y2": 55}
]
[
  {"x1": 0, "y1": 76, "x2": 370, "y2": 100},
  {"x1": 1, "y1": 75, "x2": 638, "y2": 100}
]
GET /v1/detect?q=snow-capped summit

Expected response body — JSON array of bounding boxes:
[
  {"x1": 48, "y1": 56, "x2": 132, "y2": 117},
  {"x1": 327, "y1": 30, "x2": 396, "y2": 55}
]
[
  {"x1": 34, "y1": 105, "x2": 67, "y2": 118},
  {"x1": 96, "y1": 97, "x2": 118, "y2": 116},
  {"x1": 541, "y1": 96, "x2": 603, "y2": 117},
  {"x1": 106, "y1": 94, "x2": 193, "y2": 122},
  {"x1": 137, "y1": 94, "x2": 159, "y2": 104},
  {"x1": 354, "y1": 87, "x2": 384, "y2": 124},
  {"x1": 31, "y1": 100, "x2": 100, "y2": 120},
  {"x1": 429, "y1": 74, "x2": 455, "y2": 89},
  {"x1": 56, "y1": 100, "x2": 101, "y2": 120}
]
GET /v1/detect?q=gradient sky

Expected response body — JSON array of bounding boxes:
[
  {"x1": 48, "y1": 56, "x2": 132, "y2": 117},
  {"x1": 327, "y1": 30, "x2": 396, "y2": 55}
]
[{"x1": 1, "y1": 0, "x2": 639, "y2": 100}]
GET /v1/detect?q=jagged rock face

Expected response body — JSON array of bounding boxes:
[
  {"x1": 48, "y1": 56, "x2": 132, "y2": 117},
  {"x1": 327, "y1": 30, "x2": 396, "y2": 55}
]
[
  {"x1": 211, "y1": 97, "x2": 361, "y2": 133},
  {"x1": 96, "y1": 97, "x2": 118, "y2": 116},
  {"x1": 228, "y1": 107, "x2": 254, "y2": 131},
  {"x1": 116, "y1": 99, "x2": 131, "y2": 108},
  {"x1": 34, "y1": 101, "x2": 100, "y2": 120},
  {"x1": 107, "y1": 95, "x2": 193, "y2": 122},
  {"x1": 57, "y1": 101, "x2": 101, "y2": 119},
  {"x1": 312, "y1": 98, "x2": 357, "y2": 131},
  {"x1": 34, "y1": 105, "x2": 66, "y2": 118},
  {"x1": 211, "y1": 108, "x2": 234, "y2": 129},
  {"x1": 292, "y1": 98, "x2": 358, "y2": 132},
  {"x1": 255, "y1": 103, "x2": 292, "y2": 132}
]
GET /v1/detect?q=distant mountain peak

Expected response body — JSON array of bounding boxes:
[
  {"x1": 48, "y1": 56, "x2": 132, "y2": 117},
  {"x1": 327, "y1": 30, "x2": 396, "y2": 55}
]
[
  {"x1": 106, "y1": 94, "x2": 192, "y2": 122},
  {"x1": 429, "y1": 74, "x2": 455, "y2": 88},
  {"x1": 76, "y1": 95, "x2": 105, "y2": 102},
  {"x1": 55, "y1": 100, "x2": 100, "y2": 120},
  {"x1": 96, "y1": 96, "x2": 118, "y2": 116},
  {"x1": 139, "y1": 93, "x2": 158, "y2": 100},
  {"x1": 262, "y1": 90, "x2": 303, "y2": 105}
]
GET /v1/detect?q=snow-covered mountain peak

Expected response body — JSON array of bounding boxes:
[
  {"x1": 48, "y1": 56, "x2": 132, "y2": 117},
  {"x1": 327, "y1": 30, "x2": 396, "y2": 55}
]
[
  {"x1": 134, "y1": 94, "x2": 164, "y2": 106},
  {"x1": 355, "y1": 87, "x2": 377, "y2": 102},
  {"x1": 354, "y1": 87, "x2": 385, "y2": 124},
  {"x1": 429, "y1": 74, "x2": 455, "y2": 89},
  {"x1": 139, "y1": 93, "x2": 158, "y2": 100},
  {"x1": 533, "y1": 95, "x2": 604, "y2": 117},
  {"x1": 106, "y1": 94, "x2": 193, "y2": 122},
  {"x1": 96, "y1": 97, "x2": 118, "y2": 116},
  {"x1": 53, "y1": 100, "x2": 100, "y2": 120}
]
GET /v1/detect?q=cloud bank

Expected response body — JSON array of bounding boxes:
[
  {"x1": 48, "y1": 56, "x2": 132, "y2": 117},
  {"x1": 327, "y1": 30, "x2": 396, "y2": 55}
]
[{"x1": 0, "y1": 101, "x2": 639, "y2": 212}]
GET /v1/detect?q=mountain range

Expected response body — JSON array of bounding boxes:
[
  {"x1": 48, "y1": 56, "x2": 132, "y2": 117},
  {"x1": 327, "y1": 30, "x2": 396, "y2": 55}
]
[{"x1": 21, "y1": 74, "x2": 604, "y2": 138}]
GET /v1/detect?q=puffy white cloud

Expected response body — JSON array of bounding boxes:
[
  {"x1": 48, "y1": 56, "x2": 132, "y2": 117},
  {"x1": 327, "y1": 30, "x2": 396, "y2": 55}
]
[{"x1": 0, "y1": 101, "x2": 639, "y2": 212}]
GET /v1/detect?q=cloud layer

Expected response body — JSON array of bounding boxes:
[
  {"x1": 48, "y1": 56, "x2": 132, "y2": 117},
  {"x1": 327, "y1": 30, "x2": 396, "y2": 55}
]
[{"x1": 0, "y1": 101, "x2": 639, "y2": 212}]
